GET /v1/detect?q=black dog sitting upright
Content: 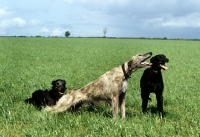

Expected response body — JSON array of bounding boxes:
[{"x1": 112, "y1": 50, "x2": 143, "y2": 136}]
[
  {"x1": 140, "y1": 54, "x2": 169, "y2": 117},
  {"x1": 25, "y1": 79, "x2": 66, "y2": 110}
]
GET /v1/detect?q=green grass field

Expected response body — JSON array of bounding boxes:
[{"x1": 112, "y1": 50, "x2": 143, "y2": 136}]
[{"x1": 0, "y1": 37, "x2": 199, "y2": 136}]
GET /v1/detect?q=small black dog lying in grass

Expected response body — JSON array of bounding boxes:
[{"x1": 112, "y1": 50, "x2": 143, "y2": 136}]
[
  {"x1": 25, "y1": 79, "x2": 66, "y2": 110},
  {"x1": 140, "y1": 54, "x2": 169, "y2": 117}
]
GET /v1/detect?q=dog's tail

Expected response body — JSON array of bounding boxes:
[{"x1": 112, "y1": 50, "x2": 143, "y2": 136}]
[
  {"x1": 24, "y1": 98, "x2": 33, "y2": 104},
  {"x1": 45, "y1": 89, "x2": 87, "y2": 113}
]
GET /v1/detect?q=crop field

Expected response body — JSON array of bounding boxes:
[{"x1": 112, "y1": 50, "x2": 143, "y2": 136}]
[{"x1": 0, "y1": 37, "x2": 199, "y2": 136}]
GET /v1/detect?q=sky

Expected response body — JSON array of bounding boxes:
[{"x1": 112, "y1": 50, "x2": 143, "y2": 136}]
[{"x1": 1, "y1": 0, "x2": 200, "y2": 38}]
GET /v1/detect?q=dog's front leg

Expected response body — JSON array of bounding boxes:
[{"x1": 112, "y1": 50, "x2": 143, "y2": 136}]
[
  {"x1": 156, "y1": 93, "x2": 164, "y2": 117},
  {"x1": 119, "y1": 93, "x2": 126, "y2": 119},
  {"x1": 112, "y1": 94, "x2": 119, "y2": 119},
  {"x1": 141, "y1": 91, "x2": 150, "y2": 113}
]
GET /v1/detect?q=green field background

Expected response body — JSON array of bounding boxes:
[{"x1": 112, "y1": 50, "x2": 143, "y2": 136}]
[{"x1": 0, "y1": 37, "x2": 199, "y2": 136}]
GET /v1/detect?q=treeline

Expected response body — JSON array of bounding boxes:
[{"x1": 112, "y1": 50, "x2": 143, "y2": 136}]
[
  {"x1": 0, "y1": 35, "x2": 63, "y2": 38},
  {"x1": 0, "y1": 35, "x2": 200, "y2": 41}
]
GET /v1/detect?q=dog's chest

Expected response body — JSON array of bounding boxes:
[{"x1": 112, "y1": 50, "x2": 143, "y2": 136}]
[
  {"x1": 122, "y1": 81, "x2": 128, "y2": 93},
  {"x1": 149, "y1": 71, "x2": 162, "y2": 82}
]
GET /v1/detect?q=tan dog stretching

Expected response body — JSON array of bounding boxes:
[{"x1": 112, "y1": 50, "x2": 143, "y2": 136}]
[{"x1": 46, "y1": 52, "x2": 152, "y2": 119}]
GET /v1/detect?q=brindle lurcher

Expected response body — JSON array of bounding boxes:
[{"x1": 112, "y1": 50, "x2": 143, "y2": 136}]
[{"x1": 46, "y1": 52, "x2": 152, "y2": 119}]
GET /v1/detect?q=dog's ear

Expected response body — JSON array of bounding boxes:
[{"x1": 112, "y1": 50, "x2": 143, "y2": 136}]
[
  {"x1": 150, "y1": 56, "x2": 156, "y2": 63},
  {"x1": 150, "y1": 54, "x2": 162, "y2": 63},
  {"x1": 165, "y1": 58, "x2": 169, "y2": 63},
  {"x1": 51, "y1": 80, "x2": 56, "y2": 85},
  {"x1": 158, "y1": 54, "x2": 169, "y2": 63}
]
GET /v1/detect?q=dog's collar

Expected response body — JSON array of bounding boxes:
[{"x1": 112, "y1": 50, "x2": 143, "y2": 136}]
[
  {"x1": 152, "y1": 69, "x2": 158, "y2": 73},
  {"x1": 121, "y1": 63, "x2": 131, "y2": 80},
  {"x1": 150, "y1": 68, "x2": 159, "y2": 73}
]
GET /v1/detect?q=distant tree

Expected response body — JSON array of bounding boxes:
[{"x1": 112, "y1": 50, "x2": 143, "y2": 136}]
[
  {"x1": 103, "y1": 28, "x2": 107, "y2": 37},
  {"x1": 35, "y1": 35, "x2": 41, "y2": 37},
  {"x1": 65, "y1": 31, "x2": 70, "y2": 37}
]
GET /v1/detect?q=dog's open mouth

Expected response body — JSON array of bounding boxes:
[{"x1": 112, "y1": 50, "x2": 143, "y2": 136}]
[
  {"x1": 140, "y1": 52, "x2": 152, "y2": 66},
  {"x1": 59, "y1": 92, "x2": 64, "y2": 95},
  {"x1": 142, "y1": 63, "x2": 168, "y2": 70},
  {"x1": 160, "y1": 64, "x2": 168, "y2": 70},
  {"x1": 141, "y1": 62, "x2": 151, "y2": 66}
]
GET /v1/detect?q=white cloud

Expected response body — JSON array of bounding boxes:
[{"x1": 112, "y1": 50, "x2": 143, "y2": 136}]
[
  {"x1": 0, "y1": 7, "x2": 14, "y2": 18},
  {"x1": 30, "y1": 19, "x2": 41, "y2": 26},
  {"x1": 62, "y1": 0, "x2": 73, "y2": 3},
  {"x1": 0, "y1": 17, "x2": 26, "y2": 28},
  {"x1": 0, "y1": 8, "x2": 26, "y2": 29},
  {"x1": 62, "y1": 0, "x2": 129, "y2": 4},
  {"x1": 61, "y1": 0, "x2": 130, "y2": 10},
  {"x1": 51, "y1": 28, "x2": 65, "y2": 36},
  {"x1": 162, "y1": 13, "x2": 200, "y2": 28},
  {"x1": 13, "y1": 17, "x2": 26, "y2": 27},
  {"x1": 41, "y1": 27, "x2": 50, "y2": 33},
  {"x1": 1, "y1": 0, "x2": 200, "y2": 38},
  {"x1": 41, "y1": 27, "x2": 66, "y2": 36},
  {"x1": 142, "y1": 13, "x2": 200, "y2": 29},
  {"x1": 143, "y1": 17, "x2": 164, "y2": 28}
]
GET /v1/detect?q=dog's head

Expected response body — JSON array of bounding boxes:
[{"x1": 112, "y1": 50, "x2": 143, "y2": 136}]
[
  {"x1": 150, "y1": 54, "x2": 169, "y2": 71},
  {"x1": 51, "y1": 79, "x2": 67, "y2": 96},
  {"x1": 129, "y1": 52, "x2": 152, "y2": 71}
]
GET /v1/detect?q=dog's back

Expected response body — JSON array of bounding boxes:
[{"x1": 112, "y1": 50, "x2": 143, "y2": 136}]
[{"x1": 25, "y1": 90, "x2": 50, "y2": 109}]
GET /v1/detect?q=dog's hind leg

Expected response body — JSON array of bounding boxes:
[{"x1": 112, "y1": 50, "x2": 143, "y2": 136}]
[{"x1": 119, "y1": 92, "x2": 126, "y2": 119}]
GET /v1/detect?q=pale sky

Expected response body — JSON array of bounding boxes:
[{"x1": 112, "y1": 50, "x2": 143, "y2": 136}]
[{"x1": 1, "y1": 0, "x2": 200, "y2": 38}]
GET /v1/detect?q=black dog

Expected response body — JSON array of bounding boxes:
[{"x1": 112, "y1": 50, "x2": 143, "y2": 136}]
[
  {"x1": 25, "y1": 79, "x2": 66, "y2": 110},
  {"x1": 140, "y1": 54, "x2": 169, "y2": 117}
]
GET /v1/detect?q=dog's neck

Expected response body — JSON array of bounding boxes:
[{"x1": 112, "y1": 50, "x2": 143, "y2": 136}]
[
  {"x1": 150, "y1": 67, "x2": 160, "y2": 73},
  {"x1": 121, "y1": 62, "x2": 132, "y2": 80}
]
